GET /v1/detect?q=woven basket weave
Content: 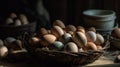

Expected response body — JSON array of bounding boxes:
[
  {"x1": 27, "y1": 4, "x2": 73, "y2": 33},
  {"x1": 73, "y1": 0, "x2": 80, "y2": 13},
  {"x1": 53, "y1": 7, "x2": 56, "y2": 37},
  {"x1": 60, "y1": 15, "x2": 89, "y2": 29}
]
[{"x1": 23, "y1": 33, "x2": 110, "y2": 65}]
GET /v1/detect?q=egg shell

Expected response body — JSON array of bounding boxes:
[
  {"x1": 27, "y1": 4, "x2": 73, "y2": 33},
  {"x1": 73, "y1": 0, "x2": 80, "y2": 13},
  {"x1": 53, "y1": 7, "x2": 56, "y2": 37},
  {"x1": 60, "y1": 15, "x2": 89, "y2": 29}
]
[
  {"x1": 4, "y1": 37, "x2": 16, "y2": 46},
  {"x1": 0, "y1": 46, "x2": 8, "y2": 58},
  {"x1": 87, "y1": 27, "x2": 96, "y2": 32},
  {"x1": 0, "y1": 39, "x2": 4, "y2": 47},
  {"x1": 111, "y1": 28, "x2": 120, "y2": 38},
  {"x1": 43, "y1": 34, "x2": 56, "y2": 44},
  {"x1": 59, "y1": 33, "x2": 72, "y2": 44},
  {"x1": 78, "y1": 48, "x2": 85, "y2": 52},
  {"x1": 67, "y1": 31, "x2": 74, "y2": 36},
  {"x1": 85, "y1": 42, "x2": 97, "y2": 51},
  {"x1": 10, "y1": 13, "x2": 17, "y2": 19},
  {"x1": 14, "y1": 19, "x2": 22, "y2": 26},
  {"x1": 40, "y1": 40, "x2": 49, "y2": 47},
  {"x1": 53, "y1": 20, "x2": 65, "y2": 28},
  {"x1": 97, "y1": 45, "x2": 103, "y2": 50},
  {"x1": 29, "y1": 37, "x2": 40, "y2": 45},
  {"x1": 39, "y1": 28, "x2": 48, "y2": 36},
  {"x1": 51, "y1": 26, "x2": 64, "y2": 38},
  {"x1": 77, "y1": 26, "x2": 85, "y2": 33},
  {"x1": 5, "y1": 17, "x2": 14, "y2": 25},
  {"x1": 19, "y1": 14, "x2": 29, "y2": 25},
  {"x1": 65, "y1": 25, "x2": 76, "y2": 32},
  {"x1": 51, "y1": 41, "x2": 64, "y2": 50},
  {"x1": 95, "y1": 33, "x2": 104, "y2": 45},
  {"x1": 86, "y1": 31, "x2": 96, "y2": 42},
  {"x1": 64, "y1": 42, "x2": 78, "y2": 52},
  {"x1": 11, "y1": 39, "x2": 23, "y2": 50},
  {"x1": 72, "y1": 32, "x2": 87, "y2": 47}
]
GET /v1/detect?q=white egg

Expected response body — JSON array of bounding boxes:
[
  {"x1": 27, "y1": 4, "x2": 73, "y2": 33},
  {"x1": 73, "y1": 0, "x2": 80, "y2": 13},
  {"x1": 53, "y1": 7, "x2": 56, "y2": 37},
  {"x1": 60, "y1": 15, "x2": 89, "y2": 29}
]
[
  {"x1": 19, "y1": 14, "x2": 29, "y2": 25},
  {"x1": 14, "y1": 19, "x2": 22, "y2": 26},
  {"x1": 5, "y1": 17, "x2": 13, "y2": 25},
  {"x1": 0, "y1": 46, "x2": 8, "y2": 58},
  {"x1": 64, "y1": 42, "x2": 78, "y2": 52},
  {"x1": 95, "y1": 33, "x2": 104, "y2": 45},
  {"x1": 0, "y1": 39, "x2": 4, "y2": 47},
  {"x1": 86, "y1": 31, "x2": 96, "y2": 42}
]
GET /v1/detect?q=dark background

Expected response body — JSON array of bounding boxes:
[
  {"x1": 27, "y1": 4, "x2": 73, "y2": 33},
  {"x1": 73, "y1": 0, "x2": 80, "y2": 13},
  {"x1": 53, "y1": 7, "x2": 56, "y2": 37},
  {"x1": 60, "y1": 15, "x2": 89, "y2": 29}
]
[
  {"x1": 0, "y1": 0, "x2": 119, "y2": 27},
  {"x1": 43, "y1": 0, "x2": 120, "y2": 26}
]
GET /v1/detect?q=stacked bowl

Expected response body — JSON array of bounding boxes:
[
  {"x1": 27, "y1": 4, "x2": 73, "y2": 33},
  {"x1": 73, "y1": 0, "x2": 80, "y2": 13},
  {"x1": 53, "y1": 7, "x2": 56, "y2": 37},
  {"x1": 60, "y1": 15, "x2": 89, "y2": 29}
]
[{"x1": 83, "y1": 9, "x2": 117, "y2": 34}]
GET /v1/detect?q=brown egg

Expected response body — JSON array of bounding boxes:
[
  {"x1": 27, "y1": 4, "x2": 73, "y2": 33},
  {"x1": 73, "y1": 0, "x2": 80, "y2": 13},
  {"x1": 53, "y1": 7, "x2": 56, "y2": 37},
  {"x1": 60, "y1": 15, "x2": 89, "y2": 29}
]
[
  {"x1": 9, "y1": 13, "x2": 17, "y2": 19},
  {"x1": 51, "y1": 26, "x2": 64, "y2": 38},
  {"x1": 72, "y1": 31, "x2": 87, "y2": 47},
  {"x1": 65, "y1": 25, "x2": 76, "y2": 32},
  {"x1": 39, "y1": 40, "x2": 49, "y2": 47},
  {"x1": 85, "y1": 42, "x2": 97, "y2": 51},
  {"x1": 64, "y1": 42, "x2": 78, "y2": 52},
  {"x1": 10, "y1": 39, "x2": 23, "y2": 50},
  {"x1": 111, "y1": 28, "x2": 120, "y2": 38},
  {"x1": 29, "y1": 37, "x2": 41, "y2": 45},
  {"x1": 77, "y1": 26, "x2": 85, "y2": 33},
  {"x1": 87, "y1": 27, "x2": 96, "y2": 32},
  {"x1": 86, "y1": 31, "x2": 96, "y2": 42},
  {"x1": 96, "y1": 45, "x2": 103, "y2": 50},
  {"x1": 0, "y1": 46, "x2": 8, "y2": 58},
  {"x1": 39, "y1": 28, "x2": 48, "y2": 36},
  {"x1": 95, "y1": 33, "x2": 104, "y2": 45},
  {"x1": 43, "y1": 34, "x2": 56, "y2": 44},
  {"x1": 53, "y1": 20, "x2": 65, "y2": 28},
  {"x1": 19, "y1": 14, "x2": 29, "y2": 25}
]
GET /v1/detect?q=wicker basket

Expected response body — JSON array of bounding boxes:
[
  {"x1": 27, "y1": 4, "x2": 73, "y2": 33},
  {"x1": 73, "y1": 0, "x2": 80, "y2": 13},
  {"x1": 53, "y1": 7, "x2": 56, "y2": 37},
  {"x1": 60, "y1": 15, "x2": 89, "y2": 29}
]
[
  {"x1": 23, "y1": 33, "x2": 110, "y2": 65},
  {"x1": 0, "y1": 22, "x2": 36, "y2": 38}
]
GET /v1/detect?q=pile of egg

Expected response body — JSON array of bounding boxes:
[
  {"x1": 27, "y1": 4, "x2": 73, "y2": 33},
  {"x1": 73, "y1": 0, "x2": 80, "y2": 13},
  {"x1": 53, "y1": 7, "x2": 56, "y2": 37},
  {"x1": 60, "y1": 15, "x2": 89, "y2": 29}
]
[
  {"x1": 29, "y1": 20, "x2": 105, "y2": 53},
  {"x1": 4, "y1": 13, "x2": 29, "y2": 26},
  {"x1": 0, "y1": 37, "x2": 25, "y2": 58}
]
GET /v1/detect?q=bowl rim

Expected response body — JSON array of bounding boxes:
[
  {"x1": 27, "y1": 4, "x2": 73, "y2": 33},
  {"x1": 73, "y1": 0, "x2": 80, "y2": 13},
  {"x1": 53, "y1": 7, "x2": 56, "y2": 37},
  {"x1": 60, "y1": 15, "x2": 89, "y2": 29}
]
[{"x1": 83, "y1": 9, "x2": 116, "y2": 18}]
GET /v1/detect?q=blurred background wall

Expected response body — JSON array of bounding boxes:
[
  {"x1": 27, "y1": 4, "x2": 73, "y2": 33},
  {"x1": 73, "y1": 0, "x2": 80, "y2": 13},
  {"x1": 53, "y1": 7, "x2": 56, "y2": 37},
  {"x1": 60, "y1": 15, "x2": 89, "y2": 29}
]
[{"x1": 43, "y1": 0, "x2": 120, "y2": 26}]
